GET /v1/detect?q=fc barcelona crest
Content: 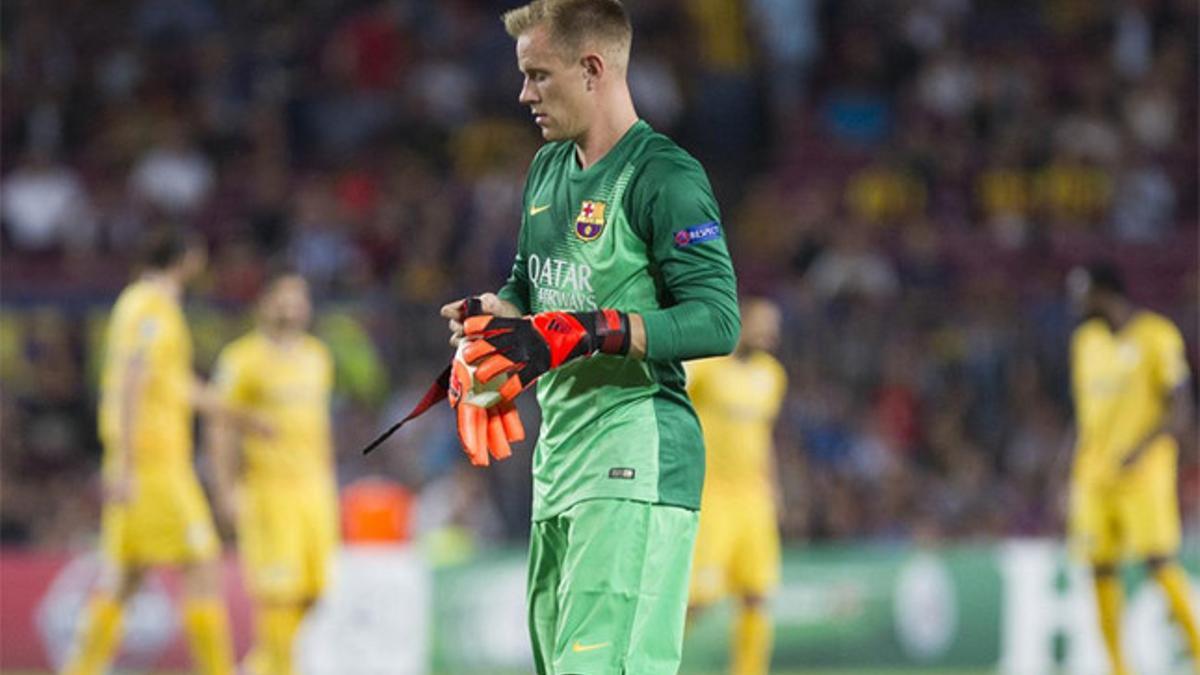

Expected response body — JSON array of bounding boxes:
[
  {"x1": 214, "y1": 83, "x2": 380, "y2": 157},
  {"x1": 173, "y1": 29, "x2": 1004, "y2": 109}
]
[{"x1": 575, "y1": 200, "x2": 606, "y2": 241}]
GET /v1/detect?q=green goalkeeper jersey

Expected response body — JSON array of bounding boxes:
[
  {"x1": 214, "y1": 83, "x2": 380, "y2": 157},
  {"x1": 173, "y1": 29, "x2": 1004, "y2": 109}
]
[{"x1": 498, "y1": 120, "x2": 740, "y2": 520}]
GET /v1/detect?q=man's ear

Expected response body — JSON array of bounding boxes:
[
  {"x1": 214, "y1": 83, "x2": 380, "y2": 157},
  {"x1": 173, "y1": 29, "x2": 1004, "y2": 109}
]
[{"x1": 581, "y1": 53, "x2": 604, "y2": 88}]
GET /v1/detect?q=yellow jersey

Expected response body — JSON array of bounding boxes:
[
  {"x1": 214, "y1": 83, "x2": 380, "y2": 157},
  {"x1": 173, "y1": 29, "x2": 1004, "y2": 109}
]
[
  {"x1": 688, "y1": 351, "x2": 787, "y2": 494},
  {"x1": 213, "y1": 331, "x2": 334, "y2": 485},
  {"x1": 98, "y1": 280, "x2": 194, "y2": 476},
  {"x1": 1071, "y1": 311, "x2": 1189, "y2": 484}
]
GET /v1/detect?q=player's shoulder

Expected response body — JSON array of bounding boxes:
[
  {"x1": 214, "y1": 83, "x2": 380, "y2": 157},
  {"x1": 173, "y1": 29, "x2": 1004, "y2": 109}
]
[
  {"x1": 631, "y1": 125, "x2": 704, "y2": 177},
  {"x1": 112, "y1": 281, "x2": 167, "y2": 330},
  {"x1": 752, "y1": 351, "x2": 787, "y2": 378},
  {"x1": 114, "y1": 281, "x2": 156, "y2": 313},
  {"x1": 1133, "y1": 310, "x2": 1182, "y2": 340},
  {"x1": 301, "y1": 333, "x2": 333, "y2": 361},
  {"x1": 685, "y1": 354, "x2": 725, "y2": 381},
  {"x1": 1071, "y1": 318, "x2": 1108, "y2": 346},
  {"x1": 219, "y1": 331, "x2": 266, "y2": 365}
]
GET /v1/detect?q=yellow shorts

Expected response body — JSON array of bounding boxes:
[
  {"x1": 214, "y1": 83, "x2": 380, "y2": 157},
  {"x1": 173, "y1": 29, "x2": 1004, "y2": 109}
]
[
  {"x1": 102, "y1": 470, "x2": 220, "y2": 567},
  {"x1": 1069, "y1": 466, "x2": 1180, "y2": 565},
  {"x1": 689, "y1": 490, "x2": 780, "y2": 605},
  {"x1": 238, "y1": 480, "x2": 338, "y2": 602}
]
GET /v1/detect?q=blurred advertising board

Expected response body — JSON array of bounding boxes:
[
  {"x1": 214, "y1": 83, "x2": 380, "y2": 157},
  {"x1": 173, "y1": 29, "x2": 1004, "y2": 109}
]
[
  {"x1": 1, "y1": 541, "x2": 1196, "y2": 673},
  {"x1": 430, "y1": 540, "x2": 1200, "y2": 675},
  {"x1": 0, "y1": 546, "x2": 426, "y2": 674}
]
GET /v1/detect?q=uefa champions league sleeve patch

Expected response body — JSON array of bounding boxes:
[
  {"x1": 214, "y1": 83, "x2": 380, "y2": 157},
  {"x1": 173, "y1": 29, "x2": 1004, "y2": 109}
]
[{"x1": 673, "y1": 221, "x2": 722, "y2": 248}]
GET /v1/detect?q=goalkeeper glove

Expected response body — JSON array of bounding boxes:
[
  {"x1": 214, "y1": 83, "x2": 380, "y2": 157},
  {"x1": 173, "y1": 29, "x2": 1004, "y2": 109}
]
[
  {"x1": 461, "y1": 309, "x2": 631, "y2": 398},
  {"x1": 448, "y1": 340, "x2": 525, "y2": 466},
  {"x1": 361, "y1": 297, "x2": 526, "y2": 464}
]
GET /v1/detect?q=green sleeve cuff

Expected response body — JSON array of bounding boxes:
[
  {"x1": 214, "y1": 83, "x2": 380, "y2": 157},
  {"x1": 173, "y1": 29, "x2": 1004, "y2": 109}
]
[{"x1": 640, "y1": 299, "x2": 739, "y2": 362}]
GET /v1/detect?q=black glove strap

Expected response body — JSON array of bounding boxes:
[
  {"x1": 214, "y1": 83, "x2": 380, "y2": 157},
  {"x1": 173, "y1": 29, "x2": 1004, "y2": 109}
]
[{"x1": 576, "y1": 309, "x2": 630, "y2": 356}]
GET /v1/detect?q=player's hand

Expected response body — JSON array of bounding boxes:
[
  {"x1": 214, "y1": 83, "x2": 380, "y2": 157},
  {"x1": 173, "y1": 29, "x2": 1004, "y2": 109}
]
[
  {"x1": 448, "y1": 318, "x2": 525, "y2": 466},
  {"x1": 460, "y1": 309, "x2": 630, "y2": 401},
  {"x1": 103, "y1": 473, "x2": 136, "y2": 505},
  {"x1": 448, "y1": 398, "x2": 526, "y2": 467},
  {"x1": 441, "y1": 293, "x2": 519, "y2": 347}
]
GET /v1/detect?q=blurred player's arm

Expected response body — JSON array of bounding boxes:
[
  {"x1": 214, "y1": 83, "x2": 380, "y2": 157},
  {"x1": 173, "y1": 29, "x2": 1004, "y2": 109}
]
[
  {"x1": 1120, "y1": 381, "x2": 1193, "y2": 470},
  {"x1": 109, "y1": 350, "x2": 149, "y2": 504},
  {"x1": 770, "y1": 363, "x2": 789, "y2": 511},
  {"x1": 206, "y1": 403, "x2": 242, "y2": 531},
  {"x1": 1121, "y1": 322, "x2": 1193, "y2": 471},
  {"x1": 192, "y1": 376, "x2": 272, "y2": 436},
  {"x1": 204, "y1": 351, "x2": 266, "y2": 530}
]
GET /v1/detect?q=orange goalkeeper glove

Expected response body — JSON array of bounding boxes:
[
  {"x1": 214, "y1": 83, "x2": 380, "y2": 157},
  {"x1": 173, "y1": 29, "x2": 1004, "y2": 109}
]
[
  {"x1": 448, "y1": 340, "x2": 525, "y2": 466},
  {"x1": 361, "y1": 297, "x2": 526, "y2": 464},
  {"x1": 460, "y1": 309, "x2": 631, "y2": 401}
]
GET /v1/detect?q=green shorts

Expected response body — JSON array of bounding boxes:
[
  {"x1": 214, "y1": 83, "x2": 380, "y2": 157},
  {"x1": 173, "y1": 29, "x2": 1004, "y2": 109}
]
[{"x1": 527, "y1": 498, "x2": 699, "y2": 675}]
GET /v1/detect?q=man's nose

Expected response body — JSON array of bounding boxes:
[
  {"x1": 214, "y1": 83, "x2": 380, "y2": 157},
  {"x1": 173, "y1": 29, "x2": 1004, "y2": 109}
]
[{"x1": 519, "y1": 79, "x2": 538, "y2": 105}]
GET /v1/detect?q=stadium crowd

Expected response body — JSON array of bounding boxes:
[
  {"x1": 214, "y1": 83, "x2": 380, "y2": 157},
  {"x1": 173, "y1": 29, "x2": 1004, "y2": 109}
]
[{"x1": 2, "y1": 0, "x2": 1197, "y2": 551}]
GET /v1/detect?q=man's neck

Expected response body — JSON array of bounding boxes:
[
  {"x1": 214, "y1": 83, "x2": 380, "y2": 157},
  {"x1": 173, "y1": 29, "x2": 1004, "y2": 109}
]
[
  {"x1": 574, "y1": 95, "x2": 638, "y2": 170},
  {"x1": 141, "y1": 271, "x2": 181, "y2": 300},
  {"x1": 1103, "y1": 301, "x2": 1136, "y2": 331},
  {"x1": 262, "y1": 325, "x2": 301, "y2": 347}
]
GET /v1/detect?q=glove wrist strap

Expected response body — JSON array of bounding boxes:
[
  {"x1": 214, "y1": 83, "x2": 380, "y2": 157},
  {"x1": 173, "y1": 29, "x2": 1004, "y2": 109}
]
[{"x1": 586, "y1": 309, "x2": 630, "y2": 356}]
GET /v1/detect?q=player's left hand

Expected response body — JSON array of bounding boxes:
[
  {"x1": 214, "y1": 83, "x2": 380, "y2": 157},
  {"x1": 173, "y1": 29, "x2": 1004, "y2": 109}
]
[
  {"x1": 441, "y1": 293, "x2": 520, "y2": 346},
  {"x1": 460, "y1": 309, "x2": 630, "y2": 400}
]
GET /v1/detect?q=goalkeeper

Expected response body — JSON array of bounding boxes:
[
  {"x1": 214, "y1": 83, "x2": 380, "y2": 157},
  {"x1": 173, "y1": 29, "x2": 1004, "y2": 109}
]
[{"x1": 441, "y1": 2, "x2": 739, "y2": 673}]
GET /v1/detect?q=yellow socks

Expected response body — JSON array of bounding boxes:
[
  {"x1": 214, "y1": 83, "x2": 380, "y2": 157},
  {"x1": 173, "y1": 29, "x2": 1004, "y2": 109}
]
[
  {"x1": 252, "y1": 603, "x2": 304, "y2": 675},
  {"x1": 731, "y1": 602, "x2": 772, "y2": 675},
  {"x1": 1094, "y1": 572, "x2": 1131, "y2": 675},
  {"x1": 61, "y1": 595, "x2": 124, "y2": 675},
  {"x1": 182, "y1": 597, "x2": 235, "y2": 675},
  {"x1": 1154, "y1": 563, "x2": 1200, "y2": 664}
]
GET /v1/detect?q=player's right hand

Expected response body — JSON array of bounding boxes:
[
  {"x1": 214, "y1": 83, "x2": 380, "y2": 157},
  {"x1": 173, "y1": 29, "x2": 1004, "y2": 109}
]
[
  {"x1": 448, "y1": 313, "x2": 525, "y2": 466},
  {"x1": 441, "y1": 293, "x2": 519, "y2": 346}
]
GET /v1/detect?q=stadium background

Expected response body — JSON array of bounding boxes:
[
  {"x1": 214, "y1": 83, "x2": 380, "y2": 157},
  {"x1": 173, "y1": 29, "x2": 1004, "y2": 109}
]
[{"x1": 1, "y1": 0, "x2": 1197, "y2": 673}]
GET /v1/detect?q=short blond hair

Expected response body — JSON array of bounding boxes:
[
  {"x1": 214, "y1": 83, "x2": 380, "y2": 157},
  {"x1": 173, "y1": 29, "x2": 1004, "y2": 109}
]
[{"x1": 502, "y1": 0, "x2": 632, "y2": 67}]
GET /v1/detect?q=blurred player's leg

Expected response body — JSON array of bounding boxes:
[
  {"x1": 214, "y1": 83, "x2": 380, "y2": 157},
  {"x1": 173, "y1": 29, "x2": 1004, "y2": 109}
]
[
  {"x1": 1092, "y1": 566, "x2": 1131, "y2": 675},
  {"x1": 732, "y1": 595, "x2": 771, "y2": 675},
  {"x1": 729, "y1": 495, "x2": 779, "y2": 675},
  {"x1": 61, "y1": 595, "x2": 124, "y2": 675},
  {"x1": 239, "y1": 485, "x2": 335, "y2": 675},
  {"x1": 1150, "y1": 558, "x2": 1200, "y2": 666},
  {"x1": 249, "y1": 602, "x2": 305, "y2": 675},
  {"x1": 181, "y1": 559, "x2": 235, "y2": 675},
  {"x1": 61, "y1": 564, "x2": 143, "y2": 675}
]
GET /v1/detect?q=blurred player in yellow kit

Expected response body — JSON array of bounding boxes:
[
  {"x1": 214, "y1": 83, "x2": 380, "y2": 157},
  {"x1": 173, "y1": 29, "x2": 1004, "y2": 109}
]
[
  {"x1": 1067, "y1": 262, "x2": 1200, "y2": 675},
  {"x1": 63, "y1": 229, "x2": 235, "y2": 675},
  {"x1": 687, "y1": 298, "x2": 787, "y2": 675},
  {"x1": 209, "y1": 270, "x2": 338, "y2": 675}
]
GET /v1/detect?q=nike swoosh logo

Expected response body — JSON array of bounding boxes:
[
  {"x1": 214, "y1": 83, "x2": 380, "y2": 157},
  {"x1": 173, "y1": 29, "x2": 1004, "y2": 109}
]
[
  {"x1": 572, "y1": 641, "x2": 610, "y2": 653},
  {"x1": 529, "y1": 203, "x2": 552, "y2": 216}
]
